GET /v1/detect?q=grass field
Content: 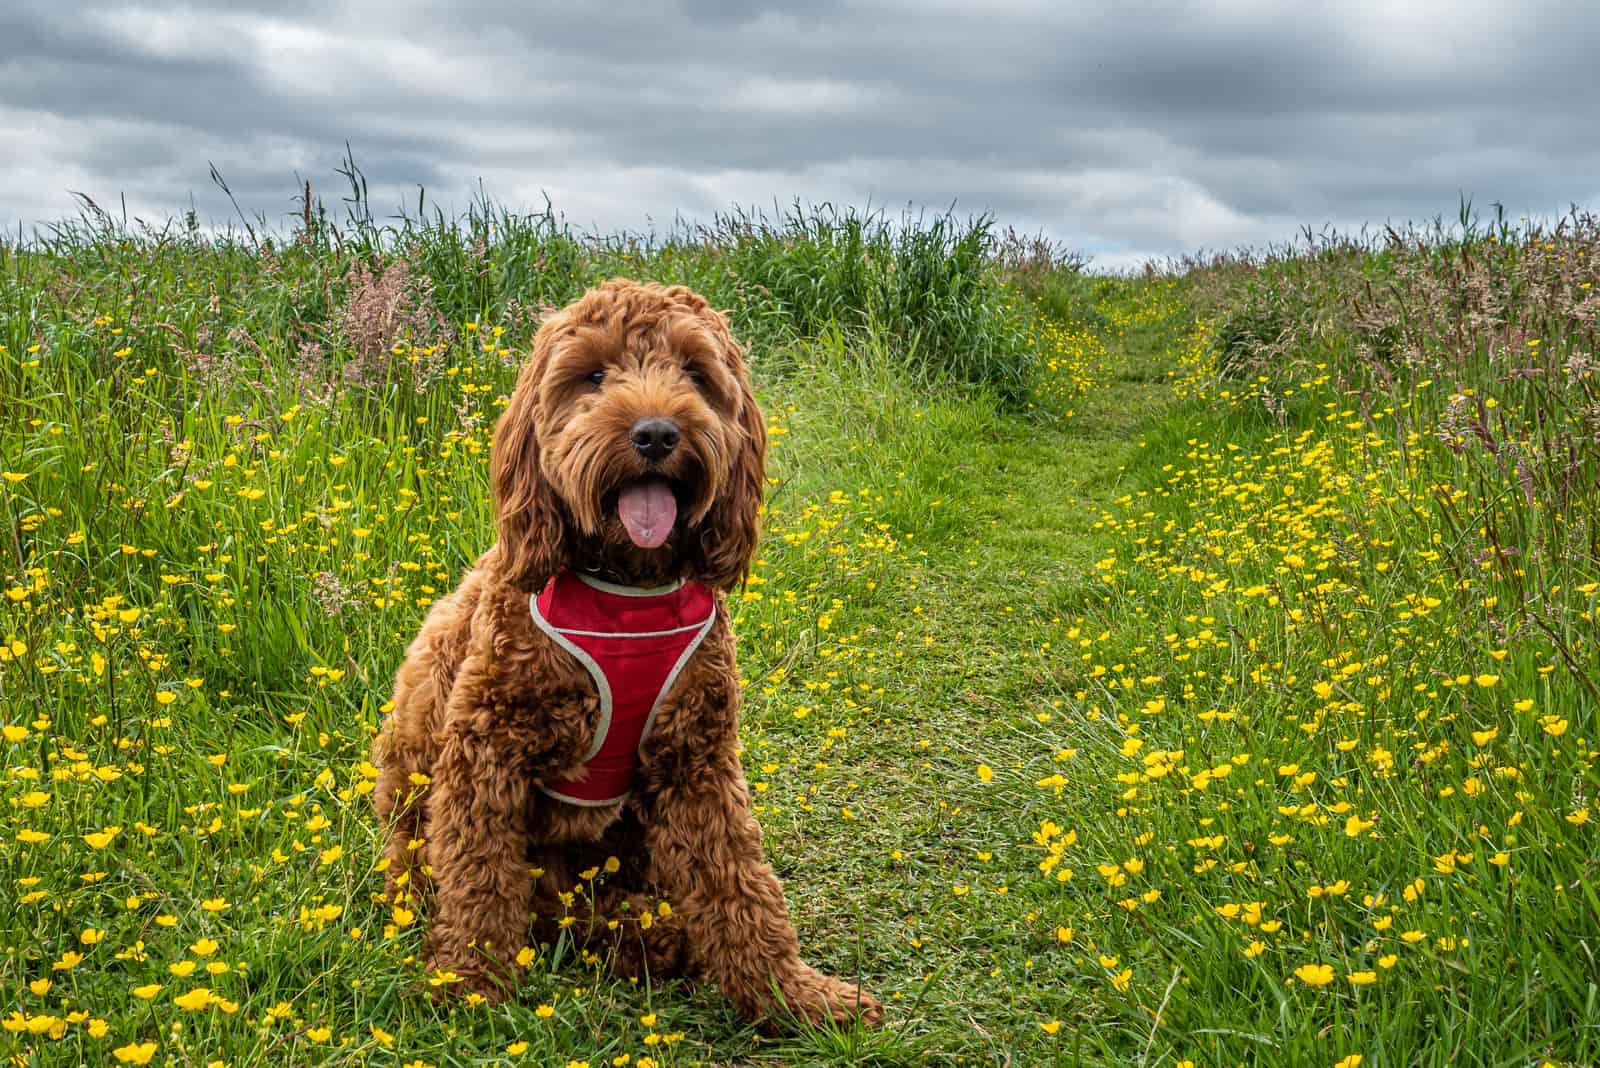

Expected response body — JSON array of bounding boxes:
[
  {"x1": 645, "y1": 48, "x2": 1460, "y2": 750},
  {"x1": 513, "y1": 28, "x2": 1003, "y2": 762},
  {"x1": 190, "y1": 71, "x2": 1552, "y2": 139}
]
[{"x1": 1, "y1": 200, "x2": 1596, "y2": 1067}]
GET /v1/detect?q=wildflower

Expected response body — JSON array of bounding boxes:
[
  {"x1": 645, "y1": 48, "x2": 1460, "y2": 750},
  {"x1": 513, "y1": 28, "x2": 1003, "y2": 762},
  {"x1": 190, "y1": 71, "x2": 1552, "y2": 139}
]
[
  {"x1": 113, "y1": 1043, "x2": 158, "y2": 1065},
  {"x1": 1294, "y1": 963, "x2": 1335, "y2": 987},
  {"x1": 83, "y1": 827, "x2": 121, "y2": 849},
  {"x1": 1343, "y1": 814, "x2": 1373, "y2": 837},
  {"x1": 174, "y1": 987, "x2": 215, "y2": 1011}
]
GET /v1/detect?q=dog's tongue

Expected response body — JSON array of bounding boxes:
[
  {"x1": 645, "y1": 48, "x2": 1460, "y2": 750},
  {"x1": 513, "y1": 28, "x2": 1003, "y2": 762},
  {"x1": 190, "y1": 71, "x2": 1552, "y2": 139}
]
[{"x1": 617, "y1": 479, "x2": 677, "y2": 548}]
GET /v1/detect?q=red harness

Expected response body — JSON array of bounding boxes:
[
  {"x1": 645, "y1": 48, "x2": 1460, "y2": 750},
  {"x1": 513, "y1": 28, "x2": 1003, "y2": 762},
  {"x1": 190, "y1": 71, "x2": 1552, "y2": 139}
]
[{"x1": 530, "y1": 570, "x2": 716, "y2": 806}]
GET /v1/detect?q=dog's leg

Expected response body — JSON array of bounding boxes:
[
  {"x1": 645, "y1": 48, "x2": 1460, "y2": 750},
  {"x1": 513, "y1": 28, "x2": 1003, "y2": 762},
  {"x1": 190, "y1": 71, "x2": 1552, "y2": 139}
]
[
  {"x1": 422, "y1": 720, "x2": 536, "y2": 1001},
  {"x1": 641, "y1": 748, "x2": 883, "y2": 1028}
]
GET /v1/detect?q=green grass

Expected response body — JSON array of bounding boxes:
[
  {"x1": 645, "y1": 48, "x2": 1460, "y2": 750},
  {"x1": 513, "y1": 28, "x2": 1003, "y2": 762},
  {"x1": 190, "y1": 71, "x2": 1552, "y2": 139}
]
[{"x1": 0, "y1": 202, "x2": 1596, "y2": 1067}]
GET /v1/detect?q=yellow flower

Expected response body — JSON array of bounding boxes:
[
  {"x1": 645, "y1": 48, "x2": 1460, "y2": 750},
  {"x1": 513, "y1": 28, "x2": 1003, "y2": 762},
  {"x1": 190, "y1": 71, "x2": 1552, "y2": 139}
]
[
  {"x1": 1294, "y1": 963, "x2": 1334, "y2": 987},
  {"x1": 1039, "y1": 1019, "x2": 1062, "y2": 1034},
  {"x1": 977, "y1": 763, "x2": 994, "y2": 783},
  {"x1": 113, "y1": 1042, "x2": 158, "y2": 1065},
  {"x1": 307, "y1": 1027, "x2": 332, "y2": 1042},
  {"x1": 507, "y1": 1041, "x2": 528, "y2": 1054},
  {"x1": 1343, "y1": 814, "x2": 1373, "y2": 837},
  {"x1": 155, "y1": 691, "x2": 177, "y2": 706},
  {"x1": 1470, "y1": 727, "x2": 1498, "y2": 746},
  {"x1": 535, "y1": 1004, "x2": 555, "y2": 1019},
  {"x1": 84, "y1": 827, "x2": 121, "y2": 849},
  {"x1": 131, "y1": 984, "x2": 162, "y2": 1000},
  {"x1": 174, "y1": 987, "x2": 214, "y2": 1011},
  {"x1": 1347, "y1": 971, "x2": 1376, "y2": 985},
  {"x1": 201, "y1": 898, "x2": 230, "y2": 912},
  {"x1": 1334, "y1": 1056, "x2": 1363, "y2": 1068}
]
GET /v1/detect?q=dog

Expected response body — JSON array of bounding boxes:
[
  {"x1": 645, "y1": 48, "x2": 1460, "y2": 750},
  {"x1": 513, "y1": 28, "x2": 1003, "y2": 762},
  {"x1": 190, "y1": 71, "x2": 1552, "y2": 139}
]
[{"x1": 371, "y1": 279, "x2": 882, "y2": 1028}]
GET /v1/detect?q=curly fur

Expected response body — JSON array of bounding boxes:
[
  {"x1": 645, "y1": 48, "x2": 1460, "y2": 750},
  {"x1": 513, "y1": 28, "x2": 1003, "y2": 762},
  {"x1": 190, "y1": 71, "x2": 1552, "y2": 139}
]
[{"x1": 371, "y1": 279, "x2": 882, "y2": 1027}]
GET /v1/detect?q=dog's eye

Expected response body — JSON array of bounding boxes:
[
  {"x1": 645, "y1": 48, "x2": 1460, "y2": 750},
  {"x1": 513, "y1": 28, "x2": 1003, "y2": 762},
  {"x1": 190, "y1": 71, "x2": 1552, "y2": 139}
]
[
  {"x1": 585, "y1": 369, "x2": 606, "y2": 385},
  {"x1": 685, "y1": 368, "x2": 706, "y2": 388}
]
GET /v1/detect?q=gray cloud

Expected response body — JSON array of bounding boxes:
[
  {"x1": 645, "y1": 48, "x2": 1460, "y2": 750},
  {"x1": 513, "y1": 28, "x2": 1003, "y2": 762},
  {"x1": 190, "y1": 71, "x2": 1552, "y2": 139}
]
[{"x1": 4, "y1": 0, "x2": 1598, "y2": 265}]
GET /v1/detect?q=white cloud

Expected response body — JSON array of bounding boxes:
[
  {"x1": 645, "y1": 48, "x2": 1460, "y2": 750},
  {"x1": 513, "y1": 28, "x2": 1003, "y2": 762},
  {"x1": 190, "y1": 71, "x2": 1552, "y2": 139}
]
[{"x1": 2, "y1": 0, "x2": 1596, "y2": 258}]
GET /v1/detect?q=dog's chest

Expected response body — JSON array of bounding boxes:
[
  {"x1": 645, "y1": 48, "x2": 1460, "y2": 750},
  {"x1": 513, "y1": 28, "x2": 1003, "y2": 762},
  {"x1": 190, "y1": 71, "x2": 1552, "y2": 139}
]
[{"x1": 530, "y1": 571, "x2": 715, "y2": 806}]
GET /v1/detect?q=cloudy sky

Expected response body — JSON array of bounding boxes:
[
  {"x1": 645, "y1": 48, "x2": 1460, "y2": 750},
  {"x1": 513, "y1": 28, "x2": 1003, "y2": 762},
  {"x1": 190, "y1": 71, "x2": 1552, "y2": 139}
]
[{"x1": 4, "y1": 0, "x2": 1597, "y2": 268}]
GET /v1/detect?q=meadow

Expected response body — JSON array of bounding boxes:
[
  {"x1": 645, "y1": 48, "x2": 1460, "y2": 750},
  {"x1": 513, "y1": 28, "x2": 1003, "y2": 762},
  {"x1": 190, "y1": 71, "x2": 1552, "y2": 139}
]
[{"x1": 0, "y1": 192, "x2": 1596, "y2": 1067}]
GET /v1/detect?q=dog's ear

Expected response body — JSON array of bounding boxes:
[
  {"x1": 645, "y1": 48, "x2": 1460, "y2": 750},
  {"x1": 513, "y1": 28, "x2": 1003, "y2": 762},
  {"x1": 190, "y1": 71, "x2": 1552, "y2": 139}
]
[
  {"x1": 698, "y1": 312, "x2": 767, "y2": 591},
  {"x1": 491, "y1": 326, "x2": 567, "y2": 590}
]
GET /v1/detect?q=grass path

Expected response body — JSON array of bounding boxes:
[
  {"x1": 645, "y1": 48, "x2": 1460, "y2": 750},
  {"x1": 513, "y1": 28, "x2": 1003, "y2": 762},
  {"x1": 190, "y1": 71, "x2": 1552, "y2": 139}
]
[{"x1": 739, "y1": 322, "x2": 1186, "y2": 1065}]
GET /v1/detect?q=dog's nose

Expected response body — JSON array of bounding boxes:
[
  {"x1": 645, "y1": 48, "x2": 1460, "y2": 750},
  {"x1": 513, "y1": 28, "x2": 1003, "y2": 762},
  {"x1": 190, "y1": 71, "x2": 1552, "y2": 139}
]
[{"x1": 630, "y1": 417, "x2": 680, "y2": 460}]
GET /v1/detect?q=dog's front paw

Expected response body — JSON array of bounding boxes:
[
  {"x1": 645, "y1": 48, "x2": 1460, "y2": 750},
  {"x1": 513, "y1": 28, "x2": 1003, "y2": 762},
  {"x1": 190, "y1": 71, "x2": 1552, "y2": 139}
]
[{"x1": 774, "y1": 965, "x2": 884, "y2": 1030}]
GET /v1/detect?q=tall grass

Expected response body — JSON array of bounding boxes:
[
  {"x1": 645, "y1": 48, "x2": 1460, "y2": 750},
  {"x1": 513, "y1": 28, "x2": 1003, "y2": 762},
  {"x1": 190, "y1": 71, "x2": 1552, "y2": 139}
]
[
  {"x1": 19, "y1": 156, "x2": 1042, "y2": 404},
  {"x1": 1192, "y1": 206, "x2": 1600, "y2": 695}
]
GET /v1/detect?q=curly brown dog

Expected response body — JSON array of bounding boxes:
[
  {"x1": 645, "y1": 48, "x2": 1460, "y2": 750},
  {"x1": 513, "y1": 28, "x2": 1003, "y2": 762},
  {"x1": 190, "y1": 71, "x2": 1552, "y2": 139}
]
[{"x1": 371, "y1": 279, "x2": 882, "y2": 1028}]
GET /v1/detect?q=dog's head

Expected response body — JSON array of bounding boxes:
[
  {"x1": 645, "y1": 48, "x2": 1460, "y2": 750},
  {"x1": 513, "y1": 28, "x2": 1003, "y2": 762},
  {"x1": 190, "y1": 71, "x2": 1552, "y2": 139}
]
[{"x1": 490, "y1": 279, "x2": 766, "y2": 592}]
